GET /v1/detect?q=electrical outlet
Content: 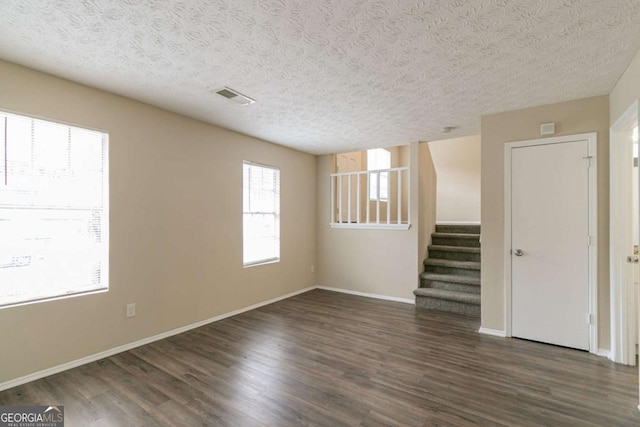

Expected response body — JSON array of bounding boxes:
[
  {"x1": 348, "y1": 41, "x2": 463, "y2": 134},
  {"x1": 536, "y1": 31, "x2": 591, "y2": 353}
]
[
  {"x1": 126, "y1": 303, "x2": 136, "y2": 318},
  {"x1": 311, "y1": 265, "x2": 315, "y2": 273}
]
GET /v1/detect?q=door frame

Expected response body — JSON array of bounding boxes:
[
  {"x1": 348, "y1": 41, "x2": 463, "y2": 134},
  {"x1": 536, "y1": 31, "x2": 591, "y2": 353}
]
[
  {"x1": 504, "y1": 133, "x2": 599, "y2": 354},
  {"x1": 610, "y1": 100, "x2": 639, "y2": 365}
]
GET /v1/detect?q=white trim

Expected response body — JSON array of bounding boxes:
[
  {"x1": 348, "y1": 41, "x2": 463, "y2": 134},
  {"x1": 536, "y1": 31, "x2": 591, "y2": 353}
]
[
  {"x1": 329, "y1": 223, "x2": 411, "y2": 230},
  {"x1": 504, "y1": 141, "x2": 513, "y2": 338},
  {"x1": 436, "y1": 221, "x2": 481, "y2": 225},
  {"x1": 0, "y1": 288, "x2": 108, "y2": 310},
  {"x1": 587, "y1": 135, "x2": 599, "y2": 354},
  {"x1": 0, "y1": 286, "x2": 315, "y2": 392},
  {"x1": 596, "y1": 348, "x2": 612, "y2": 359},
  {"x1": 0, "y1": 107, "x2": 109, "y2": 134},
  {"x1": 478, "y1": 327, "x2": 507, "y2": 337},
  {"x1": 609, "y1": 100, "x2": 639, "y2": 366},
  {"x1": 316, "y1": 286, "x2": 415, "y2": 304},
  {"x1": 504, "y1": 133, "x2": 599, "y2": 353},
  {"x1": 243, "y1": 258, "x2": 279, "y2": 268},
  {"x1": 243, "y1": 159, "x2": 280, "y2": 171}
]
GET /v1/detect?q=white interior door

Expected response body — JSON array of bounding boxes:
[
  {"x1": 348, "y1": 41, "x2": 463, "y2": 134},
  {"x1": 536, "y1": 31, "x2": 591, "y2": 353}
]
[{"x1": 511, "y1": 139, "x2": 590, "y2": 350}]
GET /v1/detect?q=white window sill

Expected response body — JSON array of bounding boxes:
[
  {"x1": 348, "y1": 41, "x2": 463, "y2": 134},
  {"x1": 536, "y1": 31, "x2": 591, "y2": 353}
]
[
  {"x1": 243, "y1": 258, "x2": 280, "y2": 268},
  {"x1": 0, "y1": 287, "x2": 109, "y2": 310}
]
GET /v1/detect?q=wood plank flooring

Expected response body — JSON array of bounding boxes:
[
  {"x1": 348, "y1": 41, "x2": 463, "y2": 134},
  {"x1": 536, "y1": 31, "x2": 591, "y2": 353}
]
[{"x1": 1, "y1": 289, "x2": 638, "y2": 426}]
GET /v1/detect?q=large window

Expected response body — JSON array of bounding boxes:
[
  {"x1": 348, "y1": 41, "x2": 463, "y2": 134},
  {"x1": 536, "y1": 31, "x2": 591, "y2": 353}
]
[
  {"x1": 243, "y1": 161, "x2": 280, "y2": 266},
  {"x1": 0, "y1": 111, "x2": 109, "y2": 307},
  {"x1": 367, "y1": 148, "x2": 390, "y2": 200}
]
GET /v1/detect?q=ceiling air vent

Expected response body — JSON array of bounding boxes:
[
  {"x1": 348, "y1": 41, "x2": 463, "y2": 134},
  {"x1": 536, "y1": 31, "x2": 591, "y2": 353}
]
[{"x1": 214, "y1": 87, "x2": 256, "y2": 106}]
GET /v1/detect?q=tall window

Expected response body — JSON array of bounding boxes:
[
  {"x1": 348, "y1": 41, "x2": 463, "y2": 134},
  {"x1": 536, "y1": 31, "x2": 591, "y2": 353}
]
[
  {"x1": 0, "y1": 111, "x2": 109, "y2": 307},
  {"x1": 243, "y1": 161, "x2": 280, "y2": 266},
  {"x1": 368, "y1": 148, "x2": 390, "y2": 200}
]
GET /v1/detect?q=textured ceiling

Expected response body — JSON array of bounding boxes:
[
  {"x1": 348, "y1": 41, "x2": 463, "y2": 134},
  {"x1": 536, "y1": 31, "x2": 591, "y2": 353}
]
[{"x1": 1, "y1": 1, "x2": 640, "y2": 154}]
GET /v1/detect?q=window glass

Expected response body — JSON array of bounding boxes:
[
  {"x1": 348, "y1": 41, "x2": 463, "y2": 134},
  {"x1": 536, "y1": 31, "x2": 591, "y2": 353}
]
[
  {"x1": 367, "y1": 148, "x2": 390, "y2": 200},
  {"x1": 243, "y1": 162, "x2": 280, "y2": 266},
  {"x1": 0, "y1": 111, "x2": 109, "y2": 307}
]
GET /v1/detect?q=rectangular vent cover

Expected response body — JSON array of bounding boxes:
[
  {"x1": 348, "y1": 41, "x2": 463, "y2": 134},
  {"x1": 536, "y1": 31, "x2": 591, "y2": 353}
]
[{"x1": 214, "y1": 87, "x2": 255, "y2": 106}]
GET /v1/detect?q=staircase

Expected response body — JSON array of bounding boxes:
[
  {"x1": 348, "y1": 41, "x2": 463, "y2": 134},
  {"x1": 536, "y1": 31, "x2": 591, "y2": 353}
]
[{"x1": 414, "y1": 224, "x2": 481, "y2": 317}]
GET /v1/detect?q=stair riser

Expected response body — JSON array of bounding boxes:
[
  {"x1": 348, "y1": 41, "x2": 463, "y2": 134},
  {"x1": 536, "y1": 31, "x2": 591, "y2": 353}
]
[
  {"x1": 423, "y1": 281, "x2": 481, "y2": 294},
  {"x1": 425, "y1": 265, "x2": 480, "y2": 278},
  {"x1": 428, "y1": 250, "x2": 480, "y2": 262},
  {"x1": 436, "y1": 225, "x2": 481, "y2": 234},
  {"x1": 415, "y1": 296, "x2": 480, "y2": 317},
  {"x1": 418, "y1": 225, "x2": 482, "y2": 314},
  {"x1": 431, "y1": 236, "x2": 480, "y2": 248}
]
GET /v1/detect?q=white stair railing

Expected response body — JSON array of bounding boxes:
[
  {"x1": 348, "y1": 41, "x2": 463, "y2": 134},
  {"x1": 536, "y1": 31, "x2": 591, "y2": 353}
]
[{"x1": 330, "y1": 167, "x2": 410, "y2": 229}]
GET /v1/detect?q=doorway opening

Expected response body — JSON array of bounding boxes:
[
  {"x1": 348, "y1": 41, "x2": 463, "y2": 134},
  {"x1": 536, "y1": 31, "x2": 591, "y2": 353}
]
[{"x1": 610, "y1": 100, "x2": 640, "y2": 366}]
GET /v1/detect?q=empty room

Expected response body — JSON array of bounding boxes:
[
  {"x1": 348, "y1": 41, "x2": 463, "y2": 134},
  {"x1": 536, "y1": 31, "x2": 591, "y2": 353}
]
[{"x1": 2, "y1": 1, "x2": 640, "y2": 426}]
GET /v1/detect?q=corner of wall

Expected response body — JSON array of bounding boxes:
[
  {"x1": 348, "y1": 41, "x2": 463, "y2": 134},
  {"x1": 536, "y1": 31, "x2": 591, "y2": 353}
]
[{"x1": 418, "y1": 142, "x2": 437, "y2": 264}]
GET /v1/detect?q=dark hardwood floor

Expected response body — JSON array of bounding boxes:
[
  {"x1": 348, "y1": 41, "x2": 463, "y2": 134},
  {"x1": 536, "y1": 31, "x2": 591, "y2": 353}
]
[{"x1": 1, "y1": 289, "x2": 638, "y2": 426}]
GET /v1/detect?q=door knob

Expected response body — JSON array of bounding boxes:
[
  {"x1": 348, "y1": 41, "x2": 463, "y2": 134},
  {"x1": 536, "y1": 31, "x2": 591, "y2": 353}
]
[{"x1": 514, "y1": 249, "x2": 524, "y2": 257}]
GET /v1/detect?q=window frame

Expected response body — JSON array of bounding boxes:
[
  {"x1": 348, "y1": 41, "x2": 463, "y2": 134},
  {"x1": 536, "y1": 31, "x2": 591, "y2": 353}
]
[
  {"x1": 242, "y1": 160, "x2": 281, "y2": 267},
  {"x1": 367, "y1": 148, "x2": 391, "y2": 201},
  {"x1": 0, "y1": 109, "x2": 109, "y2": 309}
]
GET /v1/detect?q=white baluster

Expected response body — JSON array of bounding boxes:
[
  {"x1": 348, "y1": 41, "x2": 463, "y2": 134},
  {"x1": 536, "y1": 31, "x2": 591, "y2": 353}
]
[
  {"x1": 347, "y1": 173, "x2": 352, "y2": 224},
  {"x1": 397, "y1": 170, "x2": 402, "y2": 225},
  {"x1": 330, "y1": 175, "x2": 335, "y2": 223},
  {"x1": 366, "y1": 172, "x2": 370, "y2": 224},
  {"x1": 376, "y1": 171, "x2": 380, "y2": 224},
  {"x1": 338, "y1": 175, "x2": 342, "y2": 223},
  {"x1": 356, "y1": 173, "x2": 361, "y2": 224}
]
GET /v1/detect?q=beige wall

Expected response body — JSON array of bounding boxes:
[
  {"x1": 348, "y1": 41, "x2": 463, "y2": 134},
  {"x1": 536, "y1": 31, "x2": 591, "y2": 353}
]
[
  {"x1": 429, "y1": 135, "x2": 481, "y2": 223},
  {"x1": 610, "y1": 47, "x2": 640, "y2": 124},
  {"x1": 418, "y1": 143, "x2": 437, "y2": 262},
  {"x1": 317, "y1": 143, "x2": 431, "y2": 300},
  {"x1": 481, "y1": 96, "x2": 610, "y2": 349},
  {"x1": 0, "y1": 60, "x2": 317, "y2": 384}
]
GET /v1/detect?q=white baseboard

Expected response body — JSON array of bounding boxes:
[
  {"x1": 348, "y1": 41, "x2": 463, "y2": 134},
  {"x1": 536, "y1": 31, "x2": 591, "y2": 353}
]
[
  {"x1": 0, "y1": 286, "x2": 316, "y2": 392},
  {"x1": 478, "y1": 327, "x2": 507, "y2": 337},
  {"x1": 596, "y1": 348, "x2": 611, "y2": 359},
  {"x1": 316, "y1": 286, "x2": 415, "y2": 305}
]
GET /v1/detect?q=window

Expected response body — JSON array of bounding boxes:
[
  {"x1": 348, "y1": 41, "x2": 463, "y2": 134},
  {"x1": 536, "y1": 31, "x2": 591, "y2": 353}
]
[
  {"x1": 0, "y1": 111, "x2": 109, "y2": 307},
  {"x1": 367, "y1": 148, "x2": 390, "y2": 200},
  {"x1": 243, "y1": 161, "x2": 280, "y2": 266}
]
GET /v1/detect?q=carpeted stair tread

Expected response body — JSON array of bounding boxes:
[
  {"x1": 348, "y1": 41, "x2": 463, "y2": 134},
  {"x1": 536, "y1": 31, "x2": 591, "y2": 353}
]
[
  {"x1": 415, "y1": 224, "x2": 482, "y2": 317},
  {"x1": 423, "y1": 258, "x2": 480, "y2": 270},
  {"x1": 428, "y1": 245, "x2": 481, "y2": 254},
  {"x1": 420, "y1": 272, "x2": 481, "y2": 286},
  {"x1": 436, "y1": 224, "x2": 481, "y2": 234},
  {"x1": 413, "y1": 288, "x2": 481, "y2": 305},
  {"x1": 431, "y1": 232, "x2": 480, "y2": 239}
]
